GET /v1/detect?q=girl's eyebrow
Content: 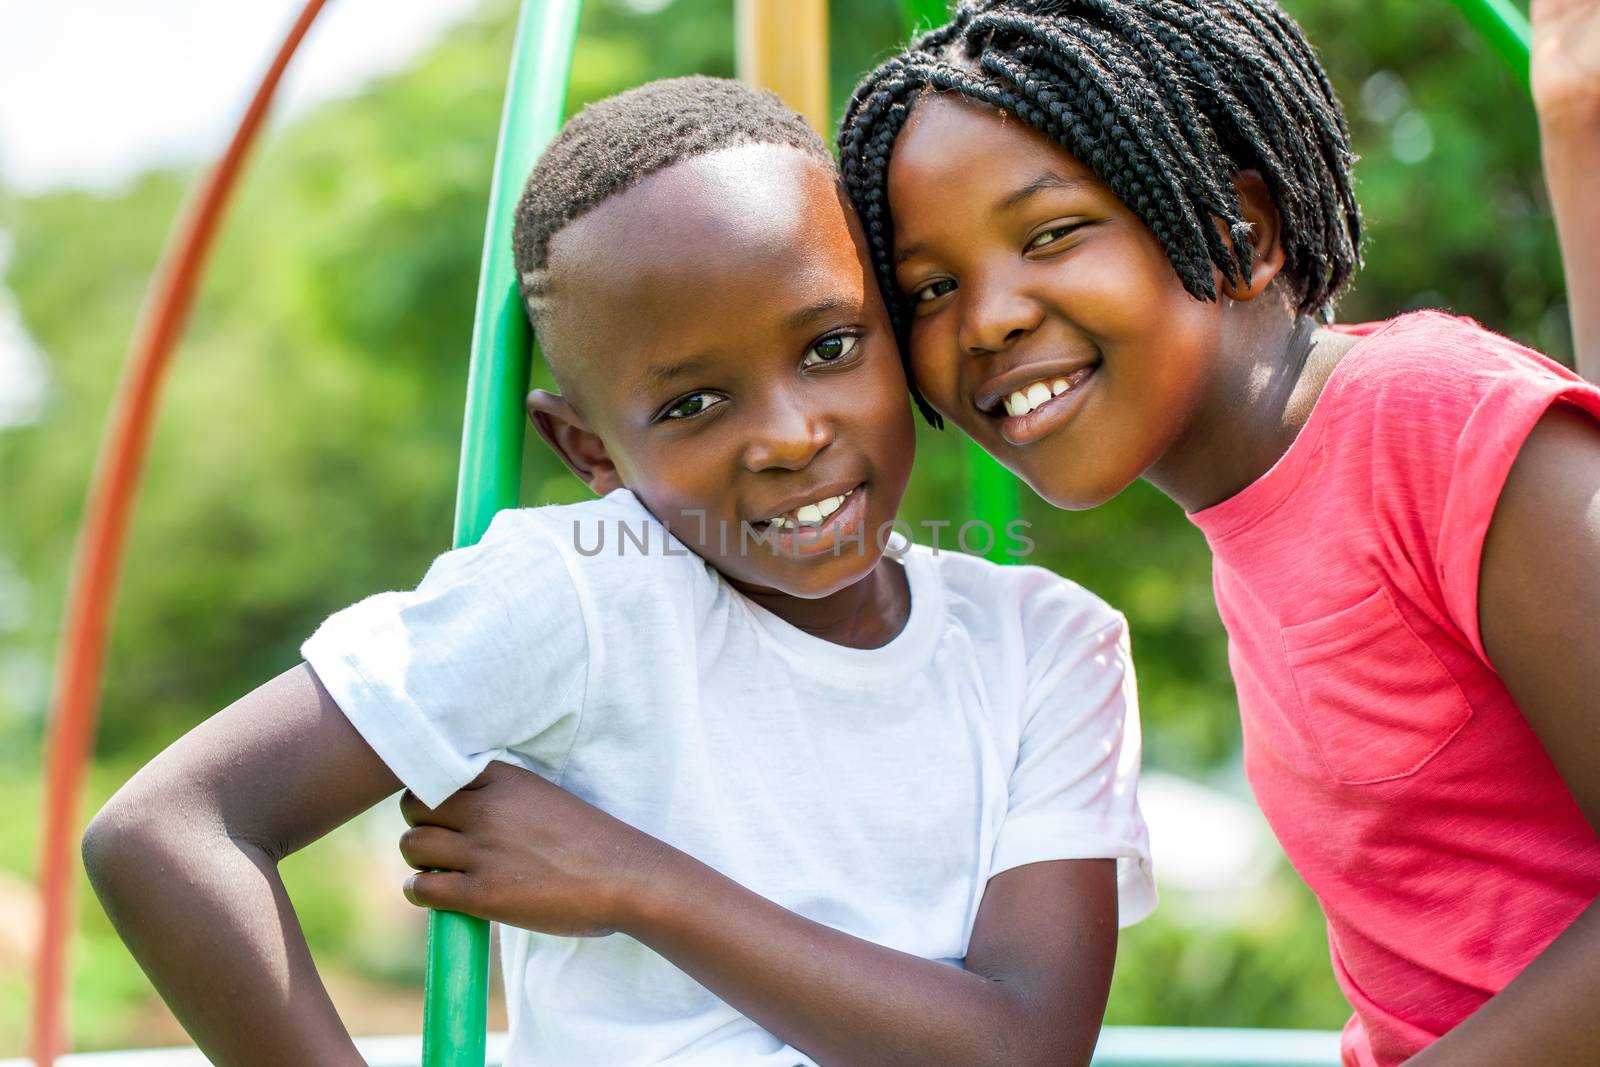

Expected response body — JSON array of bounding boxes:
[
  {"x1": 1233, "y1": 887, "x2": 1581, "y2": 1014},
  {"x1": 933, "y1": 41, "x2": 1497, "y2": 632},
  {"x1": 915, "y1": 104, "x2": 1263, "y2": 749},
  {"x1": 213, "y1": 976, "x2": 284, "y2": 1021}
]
[
  {"x1": 995, "y1": 170, "x2": 1095, "y2": 213},
  {"x1": 895, "y1": 170, "x2": 1097, "y2": 268}
]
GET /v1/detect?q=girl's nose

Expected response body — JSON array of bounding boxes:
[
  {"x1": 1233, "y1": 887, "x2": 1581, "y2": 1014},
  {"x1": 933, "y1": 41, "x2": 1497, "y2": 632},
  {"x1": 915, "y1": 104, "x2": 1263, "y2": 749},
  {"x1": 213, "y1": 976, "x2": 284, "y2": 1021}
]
[
  {"x1": 741, "y1": 393, "x2": 834, "y2": 472},
  {"x1": 958, "y1": 278, "x2": 1044, "y2": 355}
]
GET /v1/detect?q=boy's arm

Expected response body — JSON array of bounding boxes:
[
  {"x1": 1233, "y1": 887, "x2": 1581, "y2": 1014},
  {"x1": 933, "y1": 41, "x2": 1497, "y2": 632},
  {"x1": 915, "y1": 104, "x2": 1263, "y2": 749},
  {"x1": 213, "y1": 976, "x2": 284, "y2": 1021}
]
[
  {"x1": 627, "y1": 850, "x2": 1117, "y2": 1067},
  {"x1": 1532, "y1": 0, "x2": 1600, "y2": 381},
  {"x1": 1406, "y1": 404, "x2": 1600, "y2": 1064},
  {"x1": 82, "y1": 663, "x2": 401, "y2": 1066},
  {"x1": 402, "y1": 763, "x2": 1118, "y2": 1067}
]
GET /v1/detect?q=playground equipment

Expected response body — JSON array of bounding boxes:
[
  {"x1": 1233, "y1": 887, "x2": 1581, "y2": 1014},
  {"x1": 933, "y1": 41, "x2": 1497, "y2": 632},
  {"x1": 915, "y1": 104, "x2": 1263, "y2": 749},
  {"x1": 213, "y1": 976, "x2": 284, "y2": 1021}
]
[{"x1": 30, "y1": 0, "x2": 1532, "y2": 1064}]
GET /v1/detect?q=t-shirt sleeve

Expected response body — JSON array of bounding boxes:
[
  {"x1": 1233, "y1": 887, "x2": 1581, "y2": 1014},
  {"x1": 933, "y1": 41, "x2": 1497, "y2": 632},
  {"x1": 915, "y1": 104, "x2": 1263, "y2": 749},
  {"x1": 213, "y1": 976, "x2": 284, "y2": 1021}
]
[
  {"x1": 990, "y1": 591, "x2": 1157, "y2": 927},
  {"x1": 1358, "y1": 315, "x2": 1600, "y2": 663},
  {"x1": 300, "y1": 508, "x2": 589, "y2": 807},
  {"x1": 1434, "y1": 363, "x2": 1600, "y2": 664}
]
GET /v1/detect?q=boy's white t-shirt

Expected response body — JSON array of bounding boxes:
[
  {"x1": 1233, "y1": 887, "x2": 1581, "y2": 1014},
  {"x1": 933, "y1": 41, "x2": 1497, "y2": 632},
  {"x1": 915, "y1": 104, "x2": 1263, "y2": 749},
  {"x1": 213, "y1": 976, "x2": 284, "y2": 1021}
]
[{"x1": 302, "y1": 488, "x2": 1154, "y2": 1067}]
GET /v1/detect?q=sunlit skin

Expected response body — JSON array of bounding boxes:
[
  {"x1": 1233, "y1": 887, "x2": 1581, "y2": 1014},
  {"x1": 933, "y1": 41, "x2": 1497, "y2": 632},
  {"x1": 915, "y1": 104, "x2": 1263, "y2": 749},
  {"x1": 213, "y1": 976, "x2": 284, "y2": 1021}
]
[
  {"x1": 529, "y1": 143, "x2": 916, "y2": 646},
  {"x1": 888, "y1": 95, "x2": 1360, "y2": 513},
  {"x1": 76, "y1": 136, "x2": 1120, "y2": 1067},
  {"x1": 888, "y1": 90, "x2": 1600, "y2": 1067}
]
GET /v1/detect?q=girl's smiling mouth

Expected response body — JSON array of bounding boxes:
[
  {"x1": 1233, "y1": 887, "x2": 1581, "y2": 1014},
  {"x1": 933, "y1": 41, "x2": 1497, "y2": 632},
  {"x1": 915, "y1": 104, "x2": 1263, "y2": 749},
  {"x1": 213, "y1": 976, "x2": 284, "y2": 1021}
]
[{"x1": 976, "y1": 362, "x2": 1100, "y2": 446}]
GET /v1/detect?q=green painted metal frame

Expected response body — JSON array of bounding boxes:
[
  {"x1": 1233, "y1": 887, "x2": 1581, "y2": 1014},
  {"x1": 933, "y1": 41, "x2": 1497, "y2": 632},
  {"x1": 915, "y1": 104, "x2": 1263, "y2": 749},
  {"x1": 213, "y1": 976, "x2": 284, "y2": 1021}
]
[
  {"x1": 898, "y1": 0, "x2": 1023, "y2": 560},
  {"x1": 427, "y1": 0, "x2": 1531, "y2": 1061},
  {"x1": 426, "y1": 1, "x2": 582, "y2": 1065},
  {"x1": 1446, "y1": 0, "x2": 1532, "y2": 86}
]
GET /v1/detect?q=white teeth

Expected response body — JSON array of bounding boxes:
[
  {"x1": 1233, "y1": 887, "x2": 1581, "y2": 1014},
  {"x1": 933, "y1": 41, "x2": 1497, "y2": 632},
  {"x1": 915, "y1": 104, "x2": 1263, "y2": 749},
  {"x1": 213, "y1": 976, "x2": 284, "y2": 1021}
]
[
  {"x1": 765, "y1": 487, "x2": 857, "y2": 529},
  {"x1": 1003, "y1": 375, "x2": 1082, "y2": 417}
]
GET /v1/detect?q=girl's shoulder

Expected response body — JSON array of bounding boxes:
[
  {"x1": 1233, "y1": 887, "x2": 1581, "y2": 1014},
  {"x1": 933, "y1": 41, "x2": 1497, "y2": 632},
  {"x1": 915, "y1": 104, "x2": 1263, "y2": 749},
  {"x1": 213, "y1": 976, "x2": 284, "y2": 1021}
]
[
  {"x1": 1312, "y1": 309, "x2": 1600, "y2": 577},
  {"x1": 1312, "y1": 309, "x2": 1598, "y2": 480},
  {"x1": 1326, "y1": 309, "x2": 1586, "y2": 415}
]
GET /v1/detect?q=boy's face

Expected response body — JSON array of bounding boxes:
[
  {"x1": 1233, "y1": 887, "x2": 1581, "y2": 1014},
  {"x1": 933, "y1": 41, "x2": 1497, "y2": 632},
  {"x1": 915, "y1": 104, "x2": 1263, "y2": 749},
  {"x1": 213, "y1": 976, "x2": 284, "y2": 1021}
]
[
  {"x1": 532, "y1": 144, "x2": 916, "y2": 599},
  {"x1": 885, "y1": 95, "x2": 1236, "y2": 511}
]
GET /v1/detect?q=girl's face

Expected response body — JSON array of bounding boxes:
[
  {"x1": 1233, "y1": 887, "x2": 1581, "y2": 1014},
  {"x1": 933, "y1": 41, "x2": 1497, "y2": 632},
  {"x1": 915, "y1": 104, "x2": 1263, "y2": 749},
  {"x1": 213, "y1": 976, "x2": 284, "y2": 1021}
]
[{"x1": 887, "y1": 94, "x2": 1230, "y2": 510}]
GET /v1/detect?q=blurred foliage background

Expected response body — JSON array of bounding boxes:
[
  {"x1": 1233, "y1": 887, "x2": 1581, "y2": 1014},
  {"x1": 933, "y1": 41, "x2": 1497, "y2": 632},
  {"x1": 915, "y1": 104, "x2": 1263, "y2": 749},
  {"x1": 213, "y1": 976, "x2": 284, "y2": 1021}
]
[{"x1": 0, "y1": 0, "x2": 1563, "y2": 1054}]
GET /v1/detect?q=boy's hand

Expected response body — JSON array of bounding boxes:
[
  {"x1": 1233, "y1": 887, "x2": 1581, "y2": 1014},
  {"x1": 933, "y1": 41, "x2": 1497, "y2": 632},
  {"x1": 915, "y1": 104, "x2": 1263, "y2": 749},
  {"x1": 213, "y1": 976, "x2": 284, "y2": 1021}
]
[
  {"x1": 398, "y1": 761, "x2": 665, "y2": 937},
  {"x1": 1532, "y1": 0, "x2": 1600, "y2": 123}
]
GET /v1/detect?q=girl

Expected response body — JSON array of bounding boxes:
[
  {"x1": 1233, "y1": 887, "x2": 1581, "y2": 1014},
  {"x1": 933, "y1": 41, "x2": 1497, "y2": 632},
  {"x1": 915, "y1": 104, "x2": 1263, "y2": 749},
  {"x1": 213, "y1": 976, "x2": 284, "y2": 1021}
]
[{"x1": 836, "y1": 0, "x2": 1600, "y2": 1064}]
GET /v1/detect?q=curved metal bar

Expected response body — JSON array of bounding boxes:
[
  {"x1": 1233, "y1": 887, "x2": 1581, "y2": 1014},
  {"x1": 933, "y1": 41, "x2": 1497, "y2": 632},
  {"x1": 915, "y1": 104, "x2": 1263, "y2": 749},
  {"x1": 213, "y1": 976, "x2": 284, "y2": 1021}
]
[{"x1": 29, "y1": 3, "x2": 331, "y2": 1062}]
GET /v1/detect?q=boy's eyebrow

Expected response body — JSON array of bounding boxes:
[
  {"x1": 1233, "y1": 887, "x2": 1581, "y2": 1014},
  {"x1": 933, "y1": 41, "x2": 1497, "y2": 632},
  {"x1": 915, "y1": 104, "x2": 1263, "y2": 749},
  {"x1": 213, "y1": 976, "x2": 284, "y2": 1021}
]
[
  {"x1": 784, "y1": 297, "x2": 859, "y2": 331},
  {"x1": 643, "y1": 355, "x2": 712, "y2": 388}
]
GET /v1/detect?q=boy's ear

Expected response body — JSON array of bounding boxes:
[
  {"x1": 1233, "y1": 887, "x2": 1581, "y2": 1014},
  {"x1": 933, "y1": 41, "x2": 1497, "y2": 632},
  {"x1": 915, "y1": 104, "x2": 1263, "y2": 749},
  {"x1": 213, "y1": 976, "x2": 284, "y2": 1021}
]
[
  {"x1": 526, "y1": 389, "x2": 623, "y2": 496},
  {"x1": 1221, "y1": 169, "x2": 1287, "y2": 302}
]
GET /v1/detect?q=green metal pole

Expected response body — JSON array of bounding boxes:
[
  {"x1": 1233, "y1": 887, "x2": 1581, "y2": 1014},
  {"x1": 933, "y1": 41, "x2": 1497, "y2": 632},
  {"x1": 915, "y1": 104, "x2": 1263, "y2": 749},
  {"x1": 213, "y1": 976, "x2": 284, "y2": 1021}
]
[
  {"x1": 896, "y1": 0, "x2": 1021, "y2": 562},
  {"x1": 1446, "y1": 0, "x2": 1531, "y2": 87},
  {"x1": 426, "y1": 1, "x2": 581, "y2": 1065},
  {"x1": 900, "y1": 0, "x2": 949, "y2": 35}
]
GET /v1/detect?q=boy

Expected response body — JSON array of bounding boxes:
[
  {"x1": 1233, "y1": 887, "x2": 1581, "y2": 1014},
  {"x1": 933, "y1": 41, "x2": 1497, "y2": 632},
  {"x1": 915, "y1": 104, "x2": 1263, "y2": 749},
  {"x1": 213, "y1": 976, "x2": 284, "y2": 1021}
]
[{"x1": 82, "y1": 77, "x2": 1153, "y2": 1066}]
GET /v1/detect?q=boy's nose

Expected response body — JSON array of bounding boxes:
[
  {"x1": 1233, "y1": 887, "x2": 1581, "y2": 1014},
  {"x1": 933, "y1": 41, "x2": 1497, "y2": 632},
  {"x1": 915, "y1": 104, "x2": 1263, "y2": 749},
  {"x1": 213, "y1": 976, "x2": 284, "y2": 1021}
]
[
  {"x1": 958, "y1": 278, "x2": 1043, "y2": 356},
  {"x1": 741, "y1": 396, "x2": 834, "y2": 472}
]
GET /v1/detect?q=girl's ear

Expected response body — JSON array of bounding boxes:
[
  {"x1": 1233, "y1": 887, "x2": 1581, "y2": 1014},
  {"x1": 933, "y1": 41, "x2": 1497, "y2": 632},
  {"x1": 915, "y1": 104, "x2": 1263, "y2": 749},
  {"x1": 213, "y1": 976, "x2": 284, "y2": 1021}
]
[
  {"x1": 526, "y1": 389, "x2": 623, "y2": 496},
  {"x1": 1222, "y1": 169, "x2": 1288, "y2": 301}
]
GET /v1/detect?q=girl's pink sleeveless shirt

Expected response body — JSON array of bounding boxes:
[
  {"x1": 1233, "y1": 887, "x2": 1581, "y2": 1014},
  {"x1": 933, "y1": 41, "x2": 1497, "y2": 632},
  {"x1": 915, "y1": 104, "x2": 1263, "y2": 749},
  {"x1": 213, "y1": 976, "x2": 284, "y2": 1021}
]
[{"x1": 1188, "y1": 311, "x2": 1600, "y2": 1066}]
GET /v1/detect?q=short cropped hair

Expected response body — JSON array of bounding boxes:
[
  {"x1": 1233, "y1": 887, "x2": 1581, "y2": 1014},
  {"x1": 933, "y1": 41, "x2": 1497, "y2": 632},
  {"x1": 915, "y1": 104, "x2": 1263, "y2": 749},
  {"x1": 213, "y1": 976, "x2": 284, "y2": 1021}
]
[{"x1": 513, "y1": 75, "x2": 833, "y2": 325}]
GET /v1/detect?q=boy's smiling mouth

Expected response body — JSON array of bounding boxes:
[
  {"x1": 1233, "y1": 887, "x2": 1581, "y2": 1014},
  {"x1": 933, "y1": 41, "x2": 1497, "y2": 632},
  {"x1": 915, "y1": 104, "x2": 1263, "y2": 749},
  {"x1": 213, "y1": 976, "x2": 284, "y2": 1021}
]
[
  {"x1": 751, "y1": 481, "x2": 869, "y2": 552},
  {"x1": 761, "y1": 484, "x2": 858, "y2": 529},
  {"x1": 974, "y1": 361, "x2": 1100, "y2": 446}
]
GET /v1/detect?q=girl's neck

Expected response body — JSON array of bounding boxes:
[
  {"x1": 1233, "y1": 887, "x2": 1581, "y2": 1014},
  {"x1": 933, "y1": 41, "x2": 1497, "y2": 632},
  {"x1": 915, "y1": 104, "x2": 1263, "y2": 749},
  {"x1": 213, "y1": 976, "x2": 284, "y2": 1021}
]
[
  {"x1": 1145, "y1": 309, "x2": 1361, "y2": 514},
  {"x1": 733, "y1": 556, "x2": 912, "y2": 650}
]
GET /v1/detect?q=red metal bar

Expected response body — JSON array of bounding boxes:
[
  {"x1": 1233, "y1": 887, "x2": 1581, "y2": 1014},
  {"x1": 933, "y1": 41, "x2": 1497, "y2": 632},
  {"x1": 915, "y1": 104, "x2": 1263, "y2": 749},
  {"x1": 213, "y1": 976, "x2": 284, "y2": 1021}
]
[{"x1": 30, "y1": 2, "x2": 332, "y2": 1061}]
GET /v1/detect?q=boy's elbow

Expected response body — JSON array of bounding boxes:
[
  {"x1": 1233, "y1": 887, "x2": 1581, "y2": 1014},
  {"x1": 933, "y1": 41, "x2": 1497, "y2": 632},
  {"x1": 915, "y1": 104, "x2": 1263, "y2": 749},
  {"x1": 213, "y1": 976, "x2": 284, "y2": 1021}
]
[
  {"x1": 82, "y1": 797, "x2": 143, "y2": 898},
  {"x1": 1014, "y1": 1030, "x2": 1096, "y2": 1067},
  {"x1": 81, "y1": 790, "x2": 175, "y2": 906},
  {"x1": 973, "y1": 992, "x2": 1097, "y2": 1067}
]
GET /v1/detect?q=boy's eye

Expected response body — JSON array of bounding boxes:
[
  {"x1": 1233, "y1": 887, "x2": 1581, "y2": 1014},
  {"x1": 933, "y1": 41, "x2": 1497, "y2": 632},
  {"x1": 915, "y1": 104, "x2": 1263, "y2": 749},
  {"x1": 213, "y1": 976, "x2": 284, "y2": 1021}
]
[
  {"x1": 662, "y1": 392, "x2": 724, "y2": 420},
  {"x1": 801, "y1": 333, "x2": 861, "y2": 368},
  {"x1": 912, "y1": 279, "x2": 957, "y2": 304}
]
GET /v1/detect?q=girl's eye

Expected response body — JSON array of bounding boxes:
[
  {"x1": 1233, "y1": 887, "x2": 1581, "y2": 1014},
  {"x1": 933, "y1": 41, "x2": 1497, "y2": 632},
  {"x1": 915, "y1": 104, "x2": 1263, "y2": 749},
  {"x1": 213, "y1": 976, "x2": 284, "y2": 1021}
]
[
  {"x1": 801, "y1": 333, "x2": 861, "y2": 368},
  {"x1": 1027, "y1": 225, "x2": 1078, "y2": 251},
  {"x1": 912, "y1": 279, "x2": 957, "y2": 304},
  {"x1": 661, "y1": 392, "x2": 724, "y2": 420}
]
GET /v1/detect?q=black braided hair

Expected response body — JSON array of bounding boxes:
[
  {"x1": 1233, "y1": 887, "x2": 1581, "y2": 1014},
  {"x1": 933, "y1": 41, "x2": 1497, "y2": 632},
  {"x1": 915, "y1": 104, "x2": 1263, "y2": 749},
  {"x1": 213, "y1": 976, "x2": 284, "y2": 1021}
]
[
  {"x1": 840, "y1": 0, "x2": 1363, "y2": 427},
  {"x1": 513, "y1": 75, "x2": 832, "y2": 329}
]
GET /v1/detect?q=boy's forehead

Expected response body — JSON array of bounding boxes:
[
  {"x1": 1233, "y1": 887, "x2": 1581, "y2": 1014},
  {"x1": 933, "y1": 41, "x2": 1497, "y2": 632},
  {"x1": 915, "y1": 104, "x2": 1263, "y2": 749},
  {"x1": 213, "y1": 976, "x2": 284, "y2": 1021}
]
[
  {"x1": 542, "y1": 144, "x2": 873, "y2": 385},
  {"x1": 552, "y1": 144, "x2": 845, "y2": 269}
]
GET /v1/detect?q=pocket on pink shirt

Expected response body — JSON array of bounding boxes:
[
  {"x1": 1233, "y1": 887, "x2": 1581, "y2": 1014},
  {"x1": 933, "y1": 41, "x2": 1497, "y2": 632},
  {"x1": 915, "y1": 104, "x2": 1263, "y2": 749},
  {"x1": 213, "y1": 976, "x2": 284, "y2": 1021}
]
[{"x1": 1281, "y1": 587, "x2": 1473, "y2": 785}]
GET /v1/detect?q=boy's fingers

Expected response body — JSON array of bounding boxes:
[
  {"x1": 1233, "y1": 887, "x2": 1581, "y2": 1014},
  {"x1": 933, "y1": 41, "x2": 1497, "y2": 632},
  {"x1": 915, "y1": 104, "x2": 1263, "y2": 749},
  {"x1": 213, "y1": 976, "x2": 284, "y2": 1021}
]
[
  {"x1": 398, "y1": 788, "x2": 465, "y2": 830},
  {"x1": 397, "y1": 789, "x2": 428, "y2": 826},
  {"x1": 403, "y1": 870, "x2": 472, "y2": 913},
  {"x1": 398, "y1": 825, "x2": 470, "y2": 872}
]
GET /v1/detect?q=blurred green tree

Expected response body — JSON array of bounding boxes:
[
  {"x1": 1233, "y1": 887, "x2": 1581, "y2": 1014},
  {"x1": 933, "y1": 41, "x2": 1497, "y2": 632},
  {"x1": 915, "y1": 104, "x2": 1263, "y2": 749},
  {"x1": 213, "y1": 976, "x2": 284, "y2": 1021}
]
[{"x1": 0, "y1": 0, "x2": 1559, "y2": 1052}]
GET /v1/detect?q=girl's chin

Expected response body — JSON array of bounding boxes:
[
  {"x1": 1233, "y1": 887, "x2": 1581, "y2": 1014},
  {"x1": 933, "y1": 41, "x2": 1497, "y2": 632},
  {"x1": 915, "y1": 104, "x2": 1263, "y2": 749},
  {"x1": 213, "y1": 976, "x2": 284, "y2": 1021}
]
[{"x1": 1007, "y1": 455, "x2": 1136, "y2": 513}]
